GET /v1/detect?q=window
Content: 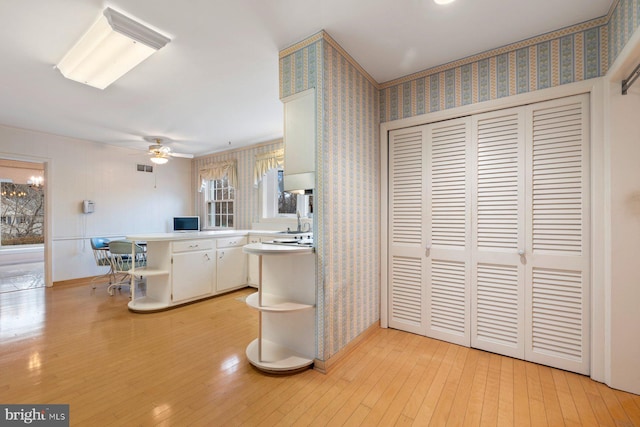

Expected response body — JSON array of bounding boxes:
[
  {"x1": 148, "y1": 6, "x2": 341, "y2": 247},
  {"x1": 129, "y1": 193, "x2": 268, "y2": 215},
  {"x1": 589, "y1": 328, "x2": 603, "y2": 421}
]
[
  {"x1": 277, "y1": 170, "x2": 297, "y2": 215},
  {"x1": 261, "y1": 169, "x2": 312, "y2": 218},
  {"x1": 204, "y1": 176, "x2": 234, "y2": 228},
  {"x1": 0, "y1": 182, "x2": 45, "y2": 245}
]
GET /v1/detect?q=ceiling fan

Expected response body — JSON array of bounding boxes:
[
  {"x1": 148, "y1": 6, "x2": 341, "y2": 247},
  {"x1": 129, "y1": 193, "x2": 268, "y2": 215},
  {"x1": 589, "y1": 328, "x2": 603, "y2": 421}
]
[{"x1": 143, "y1": 136, "x2": 194, "y2": 164}]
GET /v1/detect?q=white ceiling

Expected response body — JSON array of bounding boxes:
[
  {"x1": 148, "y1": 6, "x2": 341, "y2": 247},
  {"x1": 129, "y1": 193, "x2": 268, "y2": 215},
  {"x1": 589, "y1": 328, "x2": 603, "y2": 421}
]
[{"x1": 0, "y1": 0, "x2": 612, "y2": 157}]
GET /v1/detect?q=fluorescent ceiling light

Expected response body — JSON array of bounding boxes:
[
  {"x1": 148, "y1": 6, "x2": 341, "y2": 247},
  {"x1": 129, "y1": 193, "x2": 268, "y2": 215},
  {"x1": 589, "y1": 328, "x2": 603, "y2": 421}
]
[
  {"x1": 56, "y1": 8, "x2": 170, "y2": 89},
  {"x1": 433, "y1": 0, "x2": 456, "y2": 4}
]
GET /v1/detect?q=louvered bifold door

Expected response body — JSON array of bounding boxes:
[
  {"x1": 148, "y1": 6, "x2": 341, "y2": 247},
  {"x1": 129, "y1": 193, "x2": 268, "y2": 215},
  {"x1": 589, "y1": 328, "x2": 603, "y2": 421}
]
[
  {"x1": 524, "y1": 94, "x2": 590, "y2": 375},
  {"x1": 470, "y1": 108, "x2": 526, "y2": 359},
  {"x1": 424, "y1": 117, "x2": 472, "y2": 346},
  {"x1": 388, "y1": 126, "x2": 428, "y2": 335}
]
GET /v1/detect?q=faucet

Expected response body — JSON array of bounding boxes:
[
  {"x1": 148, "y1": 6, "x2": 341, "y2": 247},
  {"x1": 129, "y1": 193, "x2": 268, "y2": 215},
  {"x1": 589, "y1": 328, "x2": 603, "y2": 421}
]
[{"x1": 296, "y1": 210, "x2": 301, "y2": 232}]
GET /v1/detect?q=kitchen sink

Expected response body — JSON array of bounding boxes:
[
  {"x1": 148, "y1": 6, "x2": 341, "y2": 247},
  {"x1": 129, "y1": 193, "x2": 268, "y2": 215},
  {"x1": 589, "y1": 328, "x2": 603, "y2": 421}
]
[{"x1": 278, "y1": 230, "x2": 309, "y2": 234}]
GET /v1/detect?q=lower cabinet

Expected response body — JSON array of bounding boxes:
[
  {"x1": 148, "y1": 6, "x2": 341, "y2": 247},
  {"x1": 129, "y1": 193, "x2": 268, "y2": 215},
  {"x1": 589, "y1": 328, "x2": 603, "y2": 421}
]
[
  {"x1": 216, "y1": 236, "x2": 248, "y2": 292},
  {"x1": 247, "y1": 236, "x2": 262, "y2": 288},
  {"x1": 172, "y1": 250, "x2": 215, "y2": 303}
]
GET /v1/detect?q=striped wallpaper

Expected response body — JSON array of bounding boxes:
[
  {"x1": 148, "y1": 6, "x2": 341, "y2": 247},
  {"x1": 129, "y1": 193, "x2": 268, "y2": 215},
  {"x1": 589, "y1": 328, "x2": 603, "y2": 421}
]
[
  {"x1": 379, "y1": 19, "x2": 608, "y2": 122},
  {"x1": 193, "y1": 140, "x2": 283, "y2": 230},
  {"x1": 274, "y1": 0, "x2": 640, "y2": 364},
  {"x1": 609, "y1": 0, "x2": 640, "y2": 65},
  {"x1": 280, "y1": 32, "x2": 381, "y2": 360},
  {"x1": 379, "y1": 0, "x2": 640, "y2": 123}
]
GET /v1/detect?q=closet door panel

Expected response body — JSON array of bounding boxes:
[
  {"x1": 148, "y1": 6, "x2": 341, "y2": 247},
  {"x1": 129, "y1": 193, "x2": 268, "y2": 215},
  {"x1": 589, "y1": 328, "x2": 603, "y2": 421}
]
[
  {"x1": 425, "y1": 118, "x2": 471, "y2": 346},
  {"x1": 525, "y1": 94, "x2": 590, "y2": 375},
  {"x1": 471, "y1": 109, "x2": 526, "y2": 359},
  {"x1": 388, "y1": 127, "x2": 428, "y2": 335}
]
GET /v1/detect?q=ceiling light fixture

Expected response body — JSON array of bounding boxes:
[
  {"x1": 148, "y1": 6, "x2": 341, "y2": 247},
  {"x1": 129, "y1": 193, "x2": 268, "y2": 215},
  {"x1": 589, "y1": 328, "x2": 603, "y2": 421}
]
[
  {"x1": 56, "y1": 7, "x2": 170, "y2": 89},
  {"x1": 433, "y1": 0, "x2": 456, "y2": 4},
  {"x1": 150, "y1": 153, "x2": 169, "y2": 165}
]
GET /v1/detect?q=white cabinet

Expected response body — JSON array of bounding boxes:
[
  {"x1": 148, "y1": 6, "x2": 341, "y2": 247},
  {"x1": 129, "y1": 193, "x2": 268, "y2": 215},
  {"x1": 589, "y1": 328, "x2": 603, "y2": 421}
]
[
  {"x1": 216, "y1": 236, "x2": 247, "y2": 292},
  {"x1": 171, "y1": 239, "x2": 215, "y2": 303},
  {"x1": 247, "y1": 236, "x2": 262, "y2": 288},
  {"x1": 243, "y1": 243, "x2": 315, "y2": 373},
  {"x1": 283, "y1": 88, "x2": 315, "y2": 192}
]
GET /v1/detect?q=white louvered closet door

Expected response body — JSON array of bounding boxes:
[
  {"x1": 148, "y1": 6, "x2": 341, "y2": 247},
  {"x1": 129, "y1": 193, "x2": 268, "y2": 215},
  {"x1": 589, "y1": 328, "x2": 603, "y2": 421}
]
[
  {"x1": 524, "y1": 94, "x2": 590, "y2": 375},
  {"x1": 424, "y1": 117, "x2": 472, "y2": 346},
  {"x1": 388, "y1": 126, "x2": 428, "y2": 335},
  {"x1": 470, "y1": 108, "x2": 526, "y2": 359}
]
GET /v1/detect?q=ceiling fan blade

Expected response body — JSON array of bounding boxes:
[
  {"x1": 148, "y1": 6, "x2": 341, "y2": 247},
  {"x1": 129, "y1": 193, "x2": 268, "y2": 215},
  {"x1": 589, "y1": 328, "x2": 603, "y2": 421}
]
[{"x1": 169, "y1": 152, "x2": 194, "y2": 159}]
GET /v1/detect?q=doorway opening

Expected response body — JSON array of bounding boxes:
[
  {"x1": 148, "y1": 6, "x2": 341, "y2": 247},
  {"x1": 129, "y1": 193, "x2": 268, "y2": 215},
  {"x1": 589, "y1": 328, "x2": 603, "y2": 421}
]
[{"x1": 0, "y1": 159, "x2": 45, "y2": 293}]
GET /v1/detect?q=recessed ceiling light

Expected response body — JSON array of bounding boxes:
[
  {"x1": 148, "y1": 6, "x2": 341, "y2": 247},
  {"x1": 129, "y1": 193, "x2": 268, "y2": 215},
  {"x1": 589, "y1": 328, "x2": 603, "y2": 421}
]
[{"x1": 434, "y1": 0, "x2": 456, "y2": 4}]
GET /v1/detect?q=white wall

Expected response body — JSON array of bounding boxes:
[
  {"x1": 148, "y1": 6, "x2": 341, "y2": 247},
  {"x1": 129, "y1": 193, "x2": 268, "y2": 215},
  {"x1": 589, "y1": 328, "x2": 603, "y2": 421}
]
[
  {"x1": 607, "y1": 84, "x2": 640, "y2": 395},
  {"x1": 0, "y1": 124, "x2": 192, "y2": 282}
]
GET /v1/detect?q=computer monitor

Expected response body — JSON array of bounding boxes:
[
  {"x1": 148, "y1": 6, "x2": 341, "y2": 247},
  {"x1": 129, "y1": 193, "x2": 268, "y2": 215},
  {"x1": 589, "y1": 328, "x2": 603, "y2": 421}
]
[{"x1": 173, "y1": 216, "x2": 200, "y2": 232}]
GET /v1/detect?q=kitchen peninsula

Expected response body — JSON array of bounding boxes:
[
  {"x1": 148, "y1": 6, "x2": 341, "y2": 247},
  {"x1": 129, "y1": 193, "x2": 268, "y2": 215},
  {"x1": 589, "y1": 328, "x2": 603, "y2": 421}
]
[{"x1": 124, "y1": 230, "x2": 288, "y2": 312}]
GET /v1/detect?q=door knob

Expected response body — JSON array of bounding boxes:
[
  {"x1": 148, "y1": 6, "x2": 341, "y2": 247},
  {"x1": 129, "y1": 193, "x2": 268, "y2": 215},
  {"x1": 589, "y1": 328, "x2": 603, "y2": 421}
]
[{"x1": 518, "y1": 249, "x2": 525, "y2": 256}]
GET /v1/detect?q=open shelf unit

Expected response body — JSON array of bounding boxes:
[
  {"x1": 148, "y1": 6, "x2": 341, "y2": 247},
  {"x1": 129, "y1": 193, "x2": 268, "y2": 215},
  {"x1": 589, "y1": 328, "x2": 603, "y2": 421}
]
[{"x1": 243, "y1": 243, "x2": 315, "y2": 373}]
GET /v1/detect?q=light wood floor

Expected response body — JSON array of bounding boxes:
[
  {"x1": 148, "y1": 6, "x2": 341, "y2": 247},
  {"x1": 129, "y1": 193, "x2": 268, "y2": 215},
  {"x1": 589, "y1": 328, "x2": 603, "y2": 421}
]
[{"x1": 1, "y1": 281, "x2": 639, "y2": 426}]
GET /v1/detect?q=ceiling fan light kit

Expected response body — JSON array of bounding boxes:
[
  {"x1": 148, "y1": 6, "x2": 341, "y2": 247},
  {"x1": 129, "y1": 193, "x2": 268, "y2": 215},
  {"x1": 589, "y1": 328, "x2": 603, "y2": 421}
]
[
  {"x1": 56, "y1": 7, "x2": 170, "y2": 89},
  {"x1": 144, "y1": 136, "x2": 193, "y2": 164},
  {"x1": 150, "y1": 154, "x2": 169, "y2": 165}
]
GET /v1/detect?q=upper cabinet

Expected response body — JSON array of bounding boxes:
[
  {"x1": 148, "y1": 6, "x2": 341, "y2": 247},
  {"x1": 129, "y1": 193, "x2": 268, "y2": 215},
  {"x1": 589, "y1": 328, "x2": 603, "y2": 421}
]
[{"x1": 283, "y1": 88, "x2": 315, "y2": 192}]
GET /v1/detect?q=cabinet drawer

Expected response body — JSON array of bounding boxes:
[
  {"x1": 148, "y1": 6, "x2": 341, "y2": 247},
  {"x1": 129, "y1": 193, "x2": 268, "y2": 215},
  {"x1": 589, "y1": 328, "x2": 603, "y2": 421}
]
[
  {"x1": 172, "y1": 239, "x2": 214, "y2": 253},
  {"x1": 217, "y1": 236, "x2": 247, "y2": 248}
]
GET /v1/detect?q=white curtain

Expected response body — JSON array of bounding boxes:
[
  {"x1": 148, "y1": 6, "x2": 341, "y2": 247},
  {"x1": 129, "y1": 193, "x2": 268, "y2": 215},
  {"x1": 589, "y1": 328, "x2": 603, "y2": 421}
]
[
  {"x1": 199, "y1": 160, "x2": 238, "y2": 189},
  {"x1": 253, "y1": 149, "x2": 284, "y2": 185}
]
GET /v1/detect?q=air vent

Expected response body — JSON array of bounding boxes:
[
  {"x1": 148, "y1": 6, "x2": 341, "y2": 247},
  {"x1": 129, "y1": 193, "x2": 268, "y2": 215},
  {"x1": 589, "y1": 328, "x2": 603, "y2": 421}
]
[{"x1": 136, "y1": 164, "x2": 153, "y2": 173}]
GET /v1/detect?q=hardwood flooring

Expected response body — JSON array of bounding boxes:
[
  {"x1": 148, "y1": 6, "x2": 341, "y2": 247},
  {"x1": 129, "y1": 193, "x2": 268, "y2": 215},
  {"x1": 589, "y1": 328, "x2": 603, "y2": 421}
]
[{"x1": 1, "y1": 281, "x2": 639, "y2": 426}]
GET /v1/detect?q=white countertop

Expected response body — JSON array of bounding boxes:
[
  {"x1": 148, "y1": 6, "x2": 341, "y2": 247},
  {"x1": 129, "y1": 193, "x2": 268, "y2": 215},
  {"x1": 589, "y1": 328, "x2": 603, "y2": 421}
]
[
  {"x1": 242, "y1": 242, "x2": 314, "y2": 255},
  {"x1": 126, "y1": 229, "x2": 285, "y2": 242}
]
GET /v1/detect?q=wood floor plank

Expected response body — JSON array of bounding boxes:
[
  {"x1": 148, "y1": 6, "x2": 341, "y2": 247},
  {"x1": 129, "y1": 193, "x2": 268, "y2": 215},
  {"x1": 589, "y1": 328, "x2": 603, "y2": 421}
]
[
  {"x1": 428, "y1": 345, "x2": 469, "y2": 426},
  {"x1": 325, "y1": 331, "x2": 414, "y2": 425},
  {"x1": 413, "y1": 343, "x2": 460, "y2": 424},
  {"x1": 550, "y1": 369, "x2": 581, "y2": 426},
  {"x1": 445, "y1": 348, "x2": 480, "y2": 426},
  {"x1": 598, "y1": 381, "x2": 634, "y2": 426},
  {"x1": 496, "y1": 356, "x2": 514, "y2": 427},
  {"x1": 616, "y1": 390, "x2": 640, "y2": 426},
  {"x1": 374, "y1": 338, "x2": 439, "y2": 426},
  {"x1": 360, "y1": 334, "x2": 432, "y2": 426},
  {"x1": 462, "y1": 350, "x2": 490, "y2": 426},
  {"x1": 564, "y1": 369, "x2": 600, "y2": 426},
  {"x1": 525, "y1": 361, "x2": 548, "y2": 426},
  {"x1": 479, "y1": 353, "x2": 502, "y2": 426},
  {"x1": 1, "y1": 283, "x2": 639, "y2": 426},
  {"x1": 580, "y1": 374, "x2": 617, "y2": 426},
  {"x1": 401, "y1": 340, "x2": 449, "y2": 420},
  {"x1": 537, "y1": 365, "x2": 565, "y2": 426}
]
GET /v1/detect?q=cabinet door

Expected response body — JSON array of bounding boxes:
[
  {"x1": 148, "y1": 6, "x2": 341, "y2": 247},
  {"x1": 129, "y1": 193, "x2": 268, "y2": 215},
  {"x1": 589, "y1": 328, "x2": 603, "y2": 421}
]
[
  {"x1": 172, "y1": 251, "x2": 214, "y2": 303},
  {"x1": 247, "y1": 236, "x2": 261, "y2": 287},
  {"x1": 217, "y1": 247, "x2": 247, "y2": 292}
]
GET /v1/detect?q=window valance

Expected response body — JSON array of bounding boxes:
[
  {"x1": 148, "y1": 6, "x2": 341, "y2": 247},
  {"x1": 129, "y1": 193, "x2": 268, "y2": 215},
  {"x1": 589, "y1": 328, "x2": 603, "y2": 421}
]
[
  {"x1": 254, "y1": 149, "x2": 284, "y2": 185},
  {"x1": 199, "y1": 160, "x2": 238, "y2": 189}
]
